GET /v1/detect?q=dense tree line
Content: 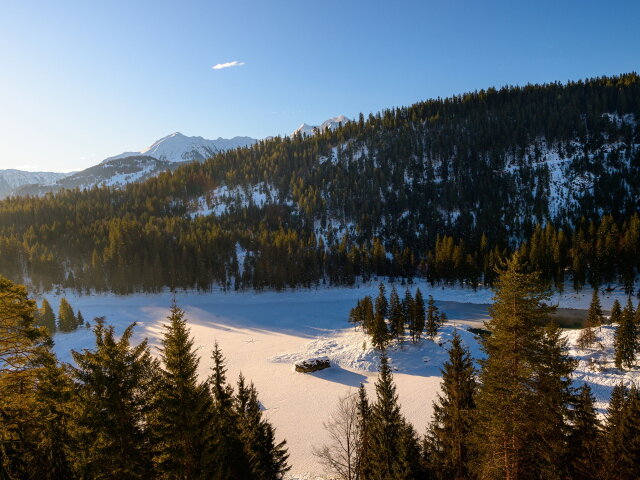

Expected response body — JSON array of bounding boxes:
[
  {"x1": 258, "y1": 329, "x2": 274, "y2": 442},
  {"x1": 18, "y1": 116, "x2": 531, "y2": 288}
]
[
  {"x1": 318, "y1": 254, "x2": 640, "y2": 480},
  {"x1": 0, "y1": 74, "x2": 638, "y2": 292},
  {"x1": 349, "y1": 284, "x2": 443, "y2": 349},
  {"x1": 0, "y1": 277, "x2": 289, "y2": 479}
]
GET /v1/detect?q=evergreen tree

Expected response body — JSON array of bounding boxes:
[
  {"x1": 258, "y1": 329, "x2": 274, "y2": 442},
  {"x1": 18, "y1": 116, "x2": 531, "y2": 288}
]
[
  {"x1": 361, "y1": 296, "x2": 375, "y2": 334},
  {"x1": 236, "y1": 374, "x2": 290, "y2": 479},
  {"x1": 567, "y1": 384, "x2": 601, "y2": 480},
  {"x1": 76, "y1": 310, "x2": 85, "y2": 329},
  {"x1": 71, "y1": 319, "x2": 158, "y2": 479},
  {"x1": 152, "y1": 301, "x2": 213, "y2": 479},
  {"x1": 614, "y1": 298, "x2": 637, "y2": 369},
  {"x1": 39, "y1": 298, "x2": 56, "y2": 334},
  {"x1": 608, "y1": 298, "x2": 622, "y2": 325},
  {"x1": 356, "y1": 384, "x2": 374, "y2": 480},
  {"x1": 601, "y1": 383, "x2": 628, "y2": 477},
  {"x1": 472, "y1": 253, "x2": 563, "y2": 480},
  {"x1": 413, "y1": 289, "x2": 426, "y2": 342},
  {"x1": 371, "y1": 286, "x2": 389, "y2": 349},
  {"x1": 209, "y1": 341, "x2": 252, "y2": 479},
  {"x1": 402, "y1": 289, "x2": 416, "y2": 342},
  {"x1": 425, "y1": 295, "x2": 440, "y2": 340},
  {"x1": 57, "y1": 298, "x2": 77, "y2": 332},
  {"x1": 615, "y1": 385, "x2": 640, "y2": 480},
  {"x1": 578, "y1": 290, "x2": 603, "y2": 349},
  {"x1": 389, "y1": 286, "x2": 404, "y2": 340},
  {"x1": 363, "y1": 355, "x2": 422, "y2": 479},
  {"x1": 425, "y1": 330, "x2": 476, "y2": 480}
]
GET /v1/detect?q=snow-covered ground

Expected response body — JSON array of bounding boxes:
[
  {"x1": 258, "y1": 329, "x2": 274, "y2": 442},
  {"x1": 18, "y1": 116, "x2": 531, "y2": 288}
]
[{"x1": 42, "y1": 282, "x2": 640, "y2": 479}]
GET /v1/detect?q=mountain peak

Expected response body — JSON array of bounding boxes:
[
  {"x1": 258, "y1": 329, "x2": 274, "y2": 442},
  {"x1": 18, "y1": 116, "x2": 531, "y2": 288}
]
[{"x1": 292, "y1": 116, "x2": 350, "y2": 137}]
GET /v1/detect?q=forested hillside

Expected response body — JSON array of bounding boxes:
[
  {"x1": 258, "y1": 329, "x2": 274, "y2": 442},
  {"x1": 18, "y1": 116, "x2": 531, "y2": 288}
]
[{"x1": 0, "y1": 73, "x2": 638, "y2": 293}]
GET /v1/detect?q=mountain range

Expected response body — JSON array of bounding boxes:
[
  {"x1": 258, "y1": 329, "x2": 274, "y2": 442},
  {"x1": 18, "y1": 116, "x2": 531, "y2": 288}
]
[{"x1": 1, "y1": 118, "x2": 346, "y2": 198}]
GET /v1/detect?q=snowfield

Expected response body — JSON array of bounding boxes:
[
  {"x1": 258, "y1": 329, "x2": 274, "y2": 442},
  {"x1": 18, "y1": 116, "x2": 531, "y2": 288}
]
[{"x1": 42, "y1": 282, "x2": 639, "y2": 479}]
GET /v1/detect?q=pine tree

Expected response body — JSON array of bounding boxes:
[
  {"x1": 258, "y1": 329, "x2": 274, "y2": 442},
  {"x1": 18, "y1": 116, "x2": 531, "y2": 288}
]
[
  {"x1": 472, "y1": 253, "x2": 562, "y2": 480},
  {"x1": 608, "y1": 298, "x2": 621, "y2": 325},
  {"x1": 389, "y1": 286, "x2": 404, "y2": 340},
  {"x1": 152, "y1": 301, "x2": 213, "y2": 479},
  {"x1": 372, "y1": 286, "x2": 389, "y2": 349},
  {"x1": 356, "y1": 384, "x2": 374, "y2": 480},
  {"x1": 361, "y1": 296, "x2": 375, "y2": 334},
  {"x1": 363, "y1": 355, "x2": 422, "y2": 479},
  {"x1": 601, "y1": 382, "x2": 628, "y2": 476},
  {"x1": 425, "y1": 295, "x2": 440, "y2": 340},
  {"x1": 615, "y1": 385, "x2": 640, "y2": 479},
  {"x1": 76, "y1": 310, "x2": 85, "y2": 329},
  {"x1": 614, "y1": 298, "x2": 637, "y2": 369},
  {"x1": 39, "y1": 298, "x2": 57, "y2": 334},
  {"x1": 402, "y1": 289, "x2": 415, "y2": 342},
  {"x1": 57, "y1": 298, "x2": 77, "y2": 332},
  {"x1": 578, "y1": 290, "x2": 603, "y2": 349},
  {"x1": 425, "y1": 330, "x2": 476, "y2": 479},
  {"x1": 349, "y1": 299, "x2": 364, "y2": 330},
  {"x1": 71, "y1": 319, "x2": 158, "y2": 479},
  {"x1": 236, "y1": 374, "x2": 290, "y2": 479},
  {"x1": 567, "y1": 384, "x2": 601, "y2": 479},
  {"x1": 209, "y1": 341, "x2": 251, "y2": 479},
  {"x1": 413, "y1": 289, "x2": 426, "y2": 341}
]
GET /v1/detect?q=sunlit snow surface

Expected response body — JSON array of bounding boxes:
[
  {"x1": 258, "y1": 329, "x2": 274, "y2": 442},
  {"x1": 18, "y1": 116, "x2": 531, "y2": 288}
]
[{"x1": 43, "y1": 282, "x2": 639, "y2": 479}]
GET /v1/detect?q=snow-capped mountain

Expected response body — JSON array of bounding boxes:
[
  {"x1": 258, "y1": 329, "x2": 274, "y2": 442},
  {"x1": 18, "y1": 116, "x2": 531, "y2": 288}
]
[
  {"x1": 293, "y1": 115, "x2": 350, "y2": 137},
  {"x1": 0, "y1": 170, "x2": 71, "y2": 198},
  {"x1": 7, "y1": 133, "x2": 257, "y2": 197},
  {"x1": 104, "y1": 132, "x2": 256, "y2": 164}
]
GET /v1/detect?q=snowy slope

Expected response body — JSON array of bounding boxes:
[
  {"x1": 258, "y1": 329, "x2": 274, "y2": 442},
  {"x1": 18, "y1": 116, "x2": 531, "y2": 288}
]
[
  {"x1": 293, "y1": 115, "x2": 350, "y2": 137},
  {"x1": 104, "y1": 132, "x2": 256, "y2": 164},
  {"x1": 9, "y1": 132, "x2": 257, "y2": 197},
  {"x1": 0, "y1": 169, "x2": 71, "y2": 198},
  {"x1": 41, "y1": 282, "x2": 640, "y2": 479}
]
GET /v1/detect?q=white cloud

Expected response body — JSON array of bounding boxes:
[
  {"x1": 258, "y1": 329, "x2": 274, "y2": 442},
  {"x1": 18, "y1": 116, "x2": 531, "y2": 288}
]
[{"x1": 212, "y1": 60, "x2": 245, "y2": 70}]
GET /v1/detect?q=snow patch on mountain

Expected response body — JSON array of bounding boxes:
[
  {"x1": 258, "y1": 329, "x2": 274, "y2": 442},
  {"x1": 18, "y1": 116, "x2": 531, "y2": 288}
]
[
  {"x1": 0, "y1": 170, "x2": 71, "y2": 198},
  {"x1": 188, "y1": 183, "x2": 283, "y2": 218},
  {"x1": 293, "y1": 115, "x2": 350, "y2": 137},
  {"x1": 104, "y1": 132, "x2": 256, "y2": 164}
]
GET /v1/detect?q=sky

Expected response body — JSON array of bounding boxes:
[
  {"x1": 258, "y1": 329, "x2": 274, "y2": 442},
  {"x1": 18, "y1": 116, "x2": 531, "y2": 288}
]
[{"x1": 1, "y1": 0, "x2": 639, "y2": 172}]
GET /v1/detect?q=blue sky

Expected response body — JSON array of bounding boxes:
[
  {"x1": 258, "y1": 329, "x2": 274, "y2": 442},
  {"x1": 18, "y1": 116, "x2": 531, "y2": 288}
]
[{"x1": 1, "y1": 0, "x2": 638, "y2": 172}]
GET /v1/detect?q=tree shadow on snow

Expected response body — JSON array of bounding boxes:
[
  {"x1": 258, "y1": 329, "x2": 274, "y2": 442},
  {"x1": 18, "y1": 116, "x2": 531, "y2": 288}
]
[{"x1": 307, "y1": 365, "x2": 368, "y2": 387}]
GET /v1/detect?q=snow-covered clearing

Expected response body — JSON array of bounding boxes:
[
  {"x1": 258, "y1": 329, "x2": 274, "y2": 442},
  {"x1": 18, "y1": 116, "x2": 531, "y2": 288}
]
[{"x1": 43, "y1": 282, "x2": 639, "y2": 479}]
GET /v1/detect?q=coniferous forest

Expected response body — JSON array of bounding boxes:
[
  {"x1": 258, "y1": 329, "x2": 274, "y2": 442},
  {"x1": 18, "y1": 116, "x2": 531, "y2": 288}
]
[
  {"x1": 3, "y1": 255, "x2": 640, "y2": 480},
  {"x1": 0, "y1": 74, "x2": 638, "y2": 294}
]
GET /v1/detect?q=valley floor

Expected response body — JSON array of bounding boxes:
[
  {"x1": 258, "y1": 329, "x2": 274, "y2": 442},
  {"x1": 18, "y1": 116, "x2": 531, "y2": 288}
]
[{"x1": 44, "y1": 282, "x2": 640, "y2": 479}]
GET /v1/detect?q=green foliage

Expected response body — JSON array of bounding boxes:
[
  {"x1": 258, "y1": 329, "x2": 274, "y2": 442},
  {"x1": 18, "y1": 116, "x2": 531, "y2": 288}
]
[
  {"x1": 57, "y1": 298, "x2": 77, "y2": 332},
  {"x1": 614, "y1": 298, "x2": 637, "y2": 369},
  {"x1": 472, "y1": 253, "x2": 576, "y2": 479},
  {"x1": 0, "y1": 74, "x2": 638, "y2": 293},
  {"x1": 38, "y1": 298, "x2": 56, "y2": 334},
  {"x1": 425, "y1": 331, "x2": 476, "y2": 480},
  {"x1": 151, "y1": 301, "x2": 213, "y2": 479},
  {"x1": 567, "y1": 384, "x2": 601, "y2": 479},
  {"x1": 70, "y1": 320, "x2": 159, "y2": 479}
]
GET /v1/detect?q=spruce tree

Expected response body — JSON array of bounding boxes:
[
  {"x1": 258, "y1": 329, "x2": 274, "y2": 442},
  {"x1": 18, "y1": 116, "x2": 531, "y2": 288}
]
[
  {"x1": 578, "y1": 290, "x2": 603, "y2": 349},
  {"x1": 425, "y1": 330, "x2": 476, "y2": 480},
  {"x1": 364, "y1": 355, "x2": 421, "y2": 479},
  {"x1": 601, "y1": 383, "x2": 628, "y2": 476},
  {"x1": 389, "y1": 286, "x2": 404, "y2": 340},
  {"x1": 152, "y1": 301, "x2": 213, "y2": 479},
  {"x1": 425, "y1": 295, "x2": 440, "y2": 340},
  {"x1": 57, "y1": 298, "x2": 77, "y2": 332},
  {"x1": 209, "y1": 341, "x2": 251, "y2": 479},
  {"x1": 614, "y1": 298, "x2": 637, "y2": 369},
  {"x1": 356, "y1": 384, "x2": 374, "y2": 480},
  {"x1": 608, "y1": 298, "x2": 622, "y2": 325},
  {"x1": 235, "y1": 373, "x2": 290, "y2": 479},
  {"x1": 372, "y1": 286, "x2": 389, "y2": 349},
  {"x1": 71, "y1": 319, "x2": 158, "y2": 479},
  {"x1": 615, "y1": 385, "x2": 640, "y2": 479},
  {"x1": 472, "y1": 253, "x2": 561, "y2": 480},
  {"x1": 76, "y1": 310, "x2": 85, "y2": 329},
  {"x1": 39, "y1": 298, "x2": 57, "y2": 334},
  {"x1": 567, "y1": 384, "x2": 601, "y2": 480},
  {"x1": 402, "y1": 289, "x2": 415, "y2": 342},
  {"x1": 413, "y1": 289, "x2": 426, "y2": 341}
]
